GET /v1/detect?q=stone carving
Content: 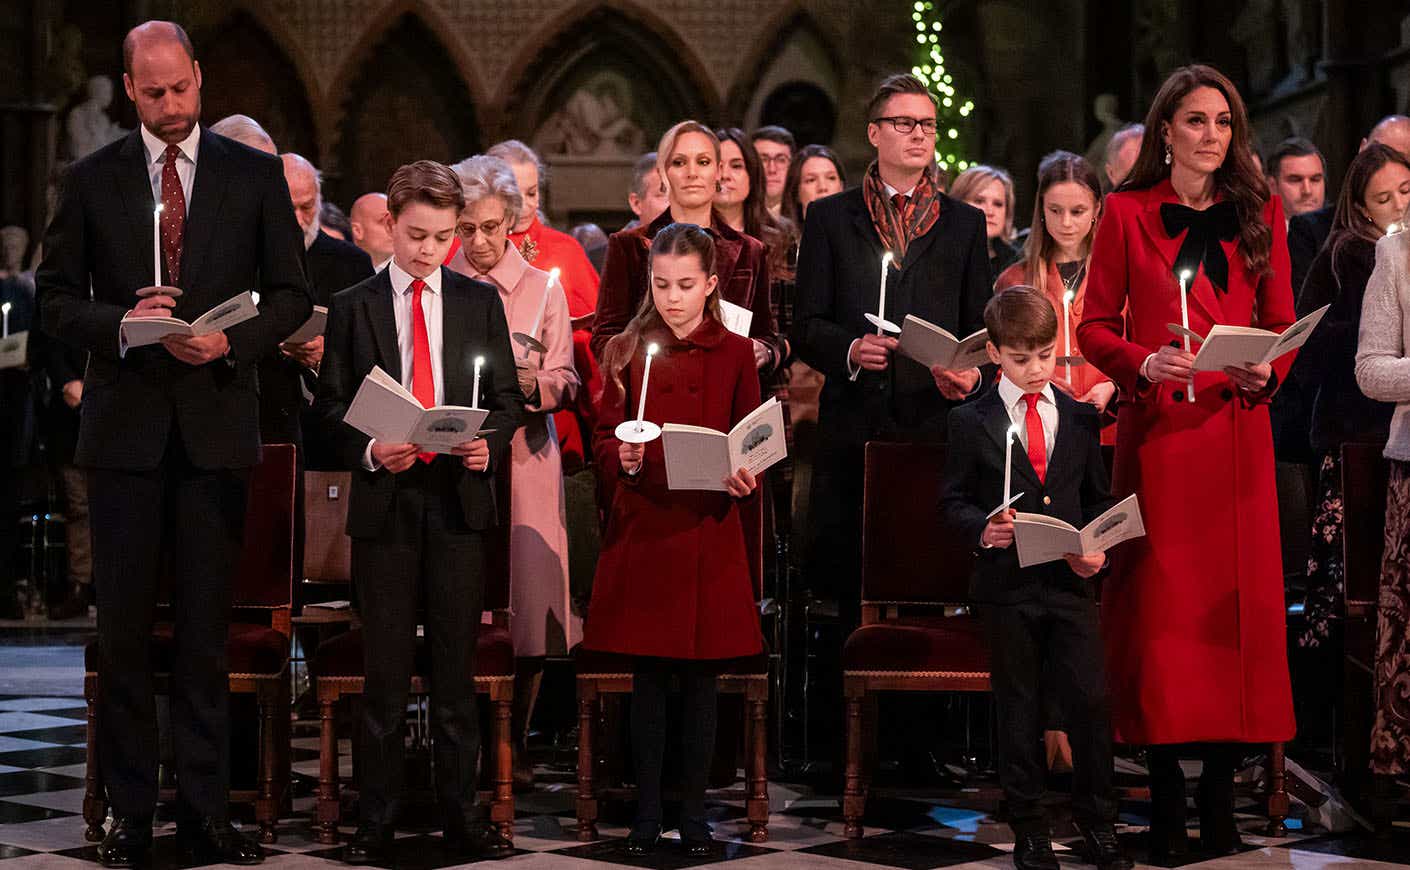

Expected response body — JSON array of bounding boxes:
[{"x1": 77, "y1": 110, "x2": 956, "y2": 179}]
[
  {"x1": 1084, "y1": 94, "x2": 1127, "y2": 170},
  {"x1": 536, "y1": 72, "x2": 646, "y2": 158},
  {"x1": 65, "y1": 76, "x2": 129, "y2": 160}
]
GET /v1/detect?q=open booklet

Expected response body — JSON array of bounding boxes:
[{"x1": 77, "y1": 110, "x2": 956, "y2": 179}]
[
  {"x1": 119, "y1": 291, "x2": 260, "y2": 350},
  {"x1": 1170, "y1": 304, "x2": 1329, "y2": 372},
  {"x1": 284, "y1": 305, "x2": 328, "y2": 345},
  {"x1": 1013, "y1": 494, "x2": 1146, "y2": 568},
  {"x1": 0, "y1": 331, "x2": 27, "y2": 370},
  {"x1": 343, "y1": 365, "x2": 489, "y2": 452},
  {"x1": 718, "y1": 299, "x2": 753, "y2": 338},
  {"x1": 661, "y1": 396, "x2": 787, "y2": 491},
  {"x1": 897, "y1": 315, "x2": 990, "y2": 370}
]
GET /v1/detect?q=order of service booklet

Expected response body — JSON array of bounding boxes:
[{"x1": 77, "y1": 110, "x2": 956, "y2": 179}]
[
  {"x1": 661, "y1": 396, "x2": 787, "y2": 491},
  {"x1": 896, "y1": 315, "x2": 990, "y2": 370},
  {"x1": 718, "y1": 299, "x2": 753, "y2": 338},
  {"x1": 1012, "y1": 493, "x2": 1146, "y2": 568},
  {"x1": 1172, "y1": 304, "x2": 1329, "y2": 372},
  {"x1": 343, "y1": 365, "x2": 489, "y2": 452},
  {"x1": 283, "y1": 305, "x2": 328, "y2": 345},
  {"x1": 119, "y1": 291, "x2": 260, "y2": 349}
]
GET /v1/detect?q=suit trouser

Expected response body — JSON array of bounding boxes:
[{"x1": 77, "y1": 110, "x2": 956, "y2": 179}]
[
  {"x1": 88, "y1": 431, "x2": 248, "y2": 819},
  {"x1": 352, "y1": 462, "x2": 486, "y2": 828},
  {"x1": 982, "y1": 589, "x2": 1116, "y2": 834}
]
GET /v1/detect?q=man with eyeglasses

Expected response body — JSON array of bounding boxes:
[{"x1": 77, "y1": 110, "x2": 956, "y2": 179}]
[
  {"x1": 750, "y1": 125, "x2": 796, "y2": 218},
  {"x1": 792, "y1": 72, "x2": 991, "y2": 634}
]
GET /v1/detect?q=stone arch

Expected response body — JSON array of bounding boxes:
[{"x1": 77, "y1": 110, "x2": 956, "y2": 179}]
[{"x1": 727, "y1": 5, "x2": 846, "y2": 131}]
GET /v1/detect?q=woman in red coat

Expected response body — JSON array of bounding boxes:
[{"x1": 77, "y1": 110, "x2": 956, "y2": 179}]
[
  {"x1": 584, "y1": 223, "x2": 764, "y2": 855},
  {"x1": 1077, "y1": 65, "x2": 1297, "y2": 861}
]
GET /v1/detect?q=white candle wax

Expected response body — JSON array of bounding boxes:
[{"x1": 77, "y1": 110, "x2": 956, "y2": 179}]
[
  {"x1": 1, "y1": 302, "x2": 10, "y2": 338},
  {"x1": 1003, "y1": 423, "x2": 1020, "y2": 507},
  {"x1": 636, "y1": 343, "x2": 659, "y2": 423},
  {"x1": 1179, "y1": 269, "x2": 1194, "y2": 402},
  {"x1": 876, "y1": 251, "x2": 894, "y2": 334},
  {"x1": 471, "y1": 355, "x2": 484, "y2": 409},
  {"x1": 152, "y1": 204, "x2": 163, "y2": 288},
  {"x1": 529, "y1": 267, "x2": 558, "y2": 341},
  {"x1": 1062, "y1": 290, "x2": 1074, "y2": 384}
]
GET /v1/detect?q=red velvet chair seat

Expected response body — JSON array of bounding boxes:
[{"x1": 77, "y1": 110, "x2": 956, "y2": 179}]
[
  {"x1": 84, "y1": 622, "x2": 289, "y2": 677},
  {"x1": 842, "y1": 617, "x2": 989, "y2": 675},
  {"x1": 310, "y1": 625, "x2": 515, "y2": 680}
]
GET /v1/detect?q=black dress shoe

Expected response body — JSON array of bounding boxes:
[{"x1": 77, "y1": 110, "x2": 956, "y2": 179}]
[
  {"x1": 680, "y1": 818, "x2": 713, "y2": 856},
  {"x1": 1076, "y1": 823, "x2": 1133, "y2": 870},
  {"x1": 1013, "y1": 832, "x2": 1060, "y2": 870},
  {"x1": 624, "y1": 822, "x2": 661, "y2": 855},
  {"x1": 176, "y1": 818, "x2": 264, "y2": 865},
  {"x1": 344, "y1": 823, "x2": 393, "y2": 865},
  {"x1": 97, "y1": 816, "x2": 152, "y2": 868},
  {"x1": 444, "y1": 822, "x2": 514, "y2": 859}
]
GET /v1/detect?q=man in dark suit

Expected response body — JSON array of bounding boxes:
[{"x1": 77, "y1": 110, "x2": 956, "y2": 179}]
[
  {"x1": 939, "y1": 287, "x2": 1127, "y2": 870},
  {"x1": 312, "y1": 161, "x2": 524, "y2": 863},
  {"x1": 36, "y1": 21, "x2": 310, "y2": 867},
  {"x1": 791, "y1": 73, "x2": 991, "y2": 628}
]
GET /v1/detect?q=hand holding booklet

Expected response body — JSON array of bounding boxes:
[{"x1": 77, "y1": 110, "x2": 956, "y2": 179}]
[
  {"x1": 283, "y1": 305, "x2": 328, "y2": 345},
  {"x1": 1012, "y1": 494, "x2": 1146, "y2": 568},
  {"x1": 1168, "y1": 304, "x2": 1329, "y2": 372},
  {"x1": 896, "y1": 315, "x2": 989, "y2": 370},
  {"x1": 120, "y1": 291, "x2": 260, "y2": 350},
  {"x1": 661, "y1": 397, "x2": 787, "y2": 491},
  {"x1": 343, "y1": 365, "x2": 489, "y2": 452}
]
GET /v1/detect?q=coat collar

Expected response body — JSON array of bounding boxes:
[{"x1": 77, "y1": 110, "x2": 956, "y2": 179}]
[
  {"x1": 976, "y1": 382, "x2": 1096, "y2": 492},
  {"x1": 646, "y1": 314, "x2": 729, "y2": 351},
  {"x1": 451, "y1": 239, "x2": 532, "y2": 294},
  {"x1": 638, "y1": 208, "x2": 746, "y2": 283},
  {"x1": 1132, "y1": 178, "x2": 1225, "y2": 325},
  {"x1": 363, "y1": 268, "x2": 401, "y2": 382}
]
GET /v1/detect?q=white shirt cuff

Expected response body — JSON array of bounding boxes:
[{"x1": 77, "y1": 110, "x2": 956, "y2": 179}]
[
  {"x1": 362, "y1": 439, "x2": 381, "y2": 472},
  {"x1": 846, "y1": 339, "x2": 862, "y2": 378}
]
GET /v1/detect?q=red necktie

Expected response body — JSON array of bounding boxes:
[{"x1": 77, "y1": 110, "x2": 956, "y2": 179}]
[
  {"x1": 892, "y1": 193, "x2": 909, "y2": 215},
  {"x1": 409, "y1": 278, "x2": 436, "y2": 464},
  {"x1": 160, "y1": 144, "x2": 186, "y2": 286},
  {"x1": 1023, "y1": 393, "x2": 1047, "y2": 484}
]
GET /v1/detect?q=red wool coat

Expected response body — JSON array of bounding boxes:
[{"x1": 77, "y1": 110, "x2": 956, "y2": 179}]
[
  {"x1": 583, "y1": 317, "x2": 764, "y2": 660},
  {"x1": 1077, "y1": 179, "x2": 1297, "y2": 745}
]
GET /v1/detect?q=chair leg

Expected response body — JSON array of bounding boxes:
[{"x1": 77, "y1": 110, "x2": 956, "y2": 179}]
[
  {"x1": 256, "y1": 681, "x2": 279, "y2": 844},
  {"x1": 316, "y1": 687, "x2": 340, "y2": 845},
  {"x1": 1265, "y1": 741, "x2": 1289, "y2": 836},
  {"x1": 842, "y1": 684, "x2": 866, "y2": 839},
  {"x1": 575, "y1": 682, "x2": 598, "y2": 842},
  {"x1": 491, "y1": 690, "x2": 514, "y2": 843},
  {"x1": 83, "y1": 674, "x2": 107, "y2": 842},
  {"x1": 744, "y1": 683, "x2": 769, "y2": 843}
]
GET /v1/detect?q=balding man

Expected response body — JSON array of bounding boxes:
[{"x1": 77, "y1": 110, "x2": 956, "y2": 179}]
[
  {"x1": 36, "y1": 21, "x2": 309, "y2": 866},
  {"x1": 276, "y1": 153, "x2": 371, "y2": 465},
  {"x1": 349, "y1": 192, "x2": 394, "y2": 270}
]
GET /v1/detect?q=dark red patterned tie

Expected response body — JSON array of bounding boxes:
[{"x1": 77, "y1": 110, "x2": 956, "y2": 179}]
[
  {"x1": 892, "y1": 192, "x2": 909, "y2": 215},
  {"x1": 161, "y1": 144, "x2": 186, "y2": 286}
]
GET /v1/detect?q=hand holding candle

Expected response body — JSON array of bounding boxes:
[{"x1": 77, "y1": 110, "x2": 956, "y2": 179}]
[
  {"x1": 471, "y1": 355, "x2": 484, "y2": 409},
  {"x1": 615, "y1": 342, "x2": 662, "y2": 443}
]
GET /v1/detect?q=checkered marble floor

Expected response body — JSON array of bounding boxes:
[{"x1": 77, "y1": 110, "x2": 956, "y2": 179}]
[{"x1": 0, "y1": 694, "x2": 1405, "y2": 869}]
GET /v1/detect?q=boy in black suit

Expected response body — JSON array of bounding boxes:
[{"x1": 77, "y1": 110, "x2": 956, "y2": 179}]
[
  {"x1": 313, "y1": 161, "x2": 524, "y2": 864},
  {"x1": 939, "y1": 287, "x2": 1130, "y2": 870}
]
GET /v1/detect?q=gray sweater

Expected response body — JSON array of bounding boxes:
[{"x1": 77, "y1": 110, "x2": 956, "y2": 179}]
[{"x1": 1356, "y1": 231, "x2": 1410, "y2": 461}]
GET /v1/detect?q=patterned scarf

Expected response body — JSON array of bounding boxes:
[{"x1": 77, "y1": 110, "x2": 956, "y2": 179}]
[{"x1": 862, "y1": 161, "x2": 943, "y2": 263}]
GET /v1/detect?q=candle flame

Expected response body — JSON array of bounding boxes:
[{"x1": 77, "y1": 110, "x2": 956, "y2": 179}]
[
  {"x1": 882, "y1": 252, "x2": 894, "y2": 268},
  {"x1": 1178, "y1": 269, "x2": 1193, "y2": 282},
  {"x1": 154, "y1": 203, "x2": 164, "y2": 215},
  {"x1": 646, "y1": 342, "x2": 659, "y2": 356},
  {"x1": 1007, "y1": 423, "x2": 1022, "y2": 440},
  {"x1": 474, "y1": 355, "x2": 485, "y2": 367},
  {"x1": 1063, "y1": 289, "x2": 1075, "y2": 304},
  {"x1": 549, "y1": 267, "x2": 561, "y2": 283},
  {"x1": 1388, "y1": 221, "x2": 1404, "y2": 236},
  {"x1": 1, "y1": 302, "x2": 9, "y2": 314}
]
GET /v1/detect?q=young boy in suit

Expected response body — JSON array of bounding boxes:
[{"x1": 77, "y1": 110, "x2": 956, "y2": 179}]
[
  {"x1": 939, "y1": 286, "x2": 1131, "y2": 870},
  {"x1": 313, "y1": 160, "x2": 525, "y2": 864}
]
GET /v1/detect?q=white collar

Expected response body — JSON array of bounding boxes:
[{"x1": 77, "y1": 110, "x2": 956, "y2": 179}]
[
  {"x1": 882, "y1": 181, "x2": 917, "y2": 199},
  {"x1": 140, "y1": 123, "x2": 200, "y2": 166},
  {"x1": 997, "y1": 374, "x2": 1056, "y2": 411},
  {"x1": 387, "y1": 259, "x2": 442, "y2": 295}
]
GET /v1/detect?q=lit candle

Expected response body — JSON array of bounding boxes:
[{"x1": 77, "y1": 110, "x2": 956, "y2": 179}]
[
  {"x1": 1179, "y1": 269, "x2": 1194, "y2": 402},
  {"x1": 1, "y1": 302, "x2": 10, "y2": 338},
  {"x1": 636, "y1": 342, "x2": 659, "y2": 423},
  {"x1": 471, "y1": 355, "x2": 484, "y2": 409},
  {"x1": 521, "y1": 267, "x2": 558, "y2": 360},
  {"x1": 1003, "y1": 422, "x2": 1021, "y2": 508},
  {"x1": 152, "y1": 204, "x2": 164, "y2": 288},
  {"x1": 1062, "y1": 289, "x2": 1075, "y2": 384},
  {"x1": 876, "y1": 251, "x2": 894, "y2": 335}
]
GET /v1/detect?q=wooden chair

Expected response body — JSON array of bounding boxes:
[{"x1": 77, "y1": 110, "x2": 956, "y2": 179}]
[
  {"x1": 574, "y1": 491, "x2": 770, "y2": 843},
  {"x1": 310, "y1": 463, "x2": 516, "y2": 844},
  {"x1": 841, "y1": 441, "x2": 988, "y2": 838},
  {"x1": 82, "y1": 443, "x2": 298, "y2": 844}
]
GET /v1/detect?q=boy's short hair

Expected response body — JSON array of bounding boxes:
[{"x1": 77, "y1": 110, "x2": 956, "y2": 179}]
[
  {"x1": 750, "y1": 125, "x2": 796, "y2": 153},
  {"x1": 386, "y1": 160, "x2": 465, "y2": 217},
  {"x1": 984, "y1": 285, "x2": 1058, "y2": 350}
]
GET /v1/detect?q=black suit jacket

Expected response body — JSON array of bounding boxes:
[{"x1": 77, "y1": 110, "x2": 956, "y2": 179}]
[
  {"x1": 790, "y1": 186, "x2": 992, "y2": 445},
  {"x1": 1288, "y1": 204, "x2": 1334, "y2": 298},
  {"x1": 313, "y1": 266, "x2": 525, "y2": 537},
  {"x1": 36, "y1": 127, "x2": 311, "y2": 471},
  {"x1": 938, "y1": 385, "x2": 1115, "y2": 604},
  {"x1": 39, "y1": 327, "x2": 85, "y2": 463},
  {"x1": 1270, "y1": 206, "x2": 1334, "y2": 463},
  {"x1": 306, "y1": 230, "x2": 375, "y2": 306}
]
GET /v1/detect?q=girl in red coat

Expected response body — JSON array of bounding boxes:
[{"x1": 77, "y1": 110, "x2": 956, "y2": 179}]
[
  {"x1": 585, "y1": 222, "x2": 764, "y2": 855},
  {"x1": 1077, "y1": 65, "x2": 1297, "y2": 860}
]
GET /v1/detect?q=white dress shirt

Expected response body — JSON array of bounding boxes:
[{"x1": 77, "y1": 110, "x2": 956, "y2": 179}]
[
  {"x1": 363, "y1": 259, "x2": 445, "y2": 469},
  {"x1": 996, "y1": 375, "x2": 1058, "y2": 463},
  {"x1": 140, "y1": 123, "x2": 199, "y2": 212}
]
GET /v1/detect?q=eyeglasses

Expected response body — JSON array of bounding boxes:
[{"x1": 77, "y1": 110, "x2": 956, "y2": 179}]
[
  {"x1": 757, "y1": 154, "x2": 792, "y2": 167},
  {"x1": 872, "y1": 116, "x2": 938, "y2": 135}
]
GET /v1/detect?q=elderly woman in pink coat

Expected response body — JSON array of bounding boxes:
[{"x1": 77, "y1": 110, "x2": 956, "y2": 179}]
[{"x1": 449, "y1": 155, "x2": 580, "y2": 786}]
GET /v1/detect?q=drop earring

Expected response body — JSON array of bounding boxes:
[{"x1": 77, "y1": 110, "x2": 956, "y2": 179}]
[{"x1": 1164, "y1": 144, "x2": 1173, "y2": 166}]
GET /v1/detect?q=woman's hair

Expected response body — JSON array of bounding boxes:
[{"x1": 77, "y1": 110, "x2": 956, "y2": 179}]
[
  {"x1": 716, "y1": 126, "x2": 793, "y2": 275},
  {"x1": 449, "y1": 154, "x2": 523, "y2": 228},
  {"x1": 949, "y1": 165, "x2": 1016, "y2": 242},
  {"x1": 1326, "y1": 142, "x2": 1410, "y2": 272},
  {"x1": 1118, "y1": 64, "x2": 1273, "y2": 277},
  {"x1": 485, "y1": 139, "x2": 546, "y2": 185},
  {"x1": 655, "y1": 121, "x2": 720, "y2": 203},
  {"x1": 782, "y1": 144, "x2": 847, "y2": 226},
  {"x1": 1020, "y1": 150, "x2": 1103, "y2": 293},
  {"x1": 600, "y1": 223, "x2": 720, "y2": 396}
]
